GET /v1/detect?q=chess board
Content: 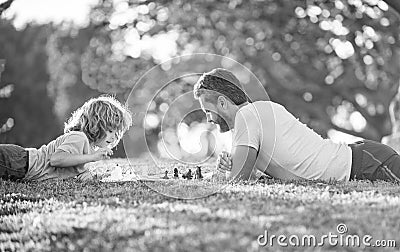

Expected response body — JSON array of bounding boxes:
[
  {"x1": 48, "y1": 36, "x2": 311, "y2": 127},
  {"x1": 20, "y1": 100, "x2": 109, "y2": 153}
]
[
  {"x1": 93, "y1": 158, "x2": 219, "y2": 182},
  {"x1": 137, "y1": 171, "x2": 214, "y2": 182}
]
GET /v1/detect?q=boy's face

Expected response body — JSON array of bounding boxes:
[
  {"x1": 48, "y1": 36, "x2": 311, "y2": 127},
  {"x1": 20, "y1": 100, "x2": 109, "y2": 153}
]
[{"x1": 97, "y1": 129, "x2": 118, "y2": 149}]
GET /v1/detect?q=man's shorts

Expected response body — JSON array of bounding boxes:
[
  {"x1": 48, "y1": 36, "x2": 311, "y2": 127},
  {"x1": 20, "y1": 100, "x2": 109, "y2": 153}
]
[{"x1": 349, "y1": 140, "x2": 400, "y2": 182}]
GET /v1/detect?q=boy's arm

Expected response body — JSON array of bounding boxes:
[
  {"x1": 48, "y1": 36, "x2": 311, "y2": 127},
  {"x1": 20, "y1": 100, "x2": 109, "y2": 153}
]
[
  {"x1": 49, "y1": 151, "x2": 94, "y2": 167},
  {"x1": 49, "y1": 148, "x2": 112, "y2": 167},
  {"x1": 227, "y1": 145, "x2": 258, "y2": 181}
]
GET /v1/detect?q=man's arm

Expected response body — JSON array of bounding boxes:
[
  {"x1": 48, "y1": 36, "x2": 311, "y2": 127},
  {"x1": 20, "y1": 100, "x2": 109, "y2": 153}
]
[{"x1": 227, "y1": 145, "x2": 258, "y2": 181}]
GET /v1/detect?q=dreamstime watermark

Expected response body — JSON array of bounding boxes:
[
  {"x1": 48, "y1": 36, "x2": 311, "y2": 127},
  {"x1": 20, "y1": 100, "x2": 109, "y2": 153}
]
[{"x1": 257, "y1": 223, "x2": 397, "y2": 248}]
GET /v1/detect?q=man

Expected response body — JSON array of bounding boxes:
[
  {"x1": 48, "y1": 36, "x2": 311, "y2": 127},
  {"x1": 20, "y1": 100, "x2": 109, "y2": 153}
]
[{"x1": 193, "y1": 68, "x2": 400, "y2": 182}]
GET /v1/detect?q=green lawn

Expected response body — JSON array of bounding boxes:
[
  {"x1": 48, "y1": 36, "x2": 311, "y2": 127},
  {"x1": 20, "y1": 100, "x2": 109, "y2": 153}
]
[{"x1": 1, "y1": 159, "x2": 400, "y2": 252}]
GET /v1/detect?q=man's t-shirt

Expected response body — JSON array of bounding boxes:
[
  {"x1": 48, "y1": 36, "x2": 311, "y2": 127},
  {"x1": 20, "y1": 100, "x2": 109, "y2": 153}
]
[
  {"x1": 232, "y1": 101, "x2": 352, "y2": 181},
  {"x1": 23, "y1": 131, "x2": 95, "y2": 181}
]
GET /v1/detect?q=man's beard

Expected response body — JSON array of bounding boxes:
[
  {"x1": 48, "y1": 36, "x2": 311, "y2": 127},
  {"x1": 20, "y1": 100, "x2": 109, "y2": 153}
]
[{"x1": 214, "y1": 114, "x2": 230, "y2": 133}]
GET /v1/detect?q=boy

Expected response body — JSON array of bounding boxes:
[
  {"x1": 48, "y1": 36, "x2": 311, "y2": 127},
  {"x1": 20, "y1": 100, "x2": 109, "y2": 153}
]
[{"x1": 0, "y1": 96, "x2": 132, "y2": 181}]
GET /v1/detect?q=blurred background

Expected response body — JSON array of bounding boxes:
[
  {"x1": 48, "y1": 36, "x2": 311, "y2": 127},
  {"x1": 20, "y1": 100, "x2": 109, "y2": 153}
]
[{"x1": 1, "y1": 0, "x2": 400, "y2": 159}]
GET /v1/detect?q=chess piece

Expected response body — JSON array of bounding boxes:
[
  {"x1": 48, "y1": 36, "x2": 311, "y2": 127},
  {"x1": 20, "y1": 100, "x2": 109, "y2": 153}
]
[
  {"x1": 187, "y1": 169, "x2": 192, "y2": 179},
  {"x1": 195, "y1": 166, "x2": 203, "y2": 180},
  {"x1": 182, "y1": 169, "x2": 192, "y2": 180},
  {"x1": 173, "y1": 168, "x2": 179, "y2": 179},
  {"x1": 162, "y1": 170, "x2": 169, "y2": 179},
  {"x1": 110, "y1": 164, "x2": 123, "y2": 181}
]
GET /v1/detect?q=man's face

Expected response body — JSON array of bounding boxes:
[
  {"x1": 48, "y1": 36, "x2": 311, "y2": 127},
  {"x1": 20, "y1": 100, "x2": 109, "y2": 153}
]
[{"x1": 199, "y1": 95, "x2": 231, "y2": 133}]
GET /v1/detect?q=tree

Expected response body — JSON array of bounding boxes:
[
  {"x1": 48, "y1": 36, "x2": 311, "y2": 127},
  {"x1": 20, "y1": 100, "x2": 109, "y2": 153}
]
[
  {"x1": 0, "y1": 20, "x2": 61, "y2": 146},
  {"x1": 0, "y1": 0, "x2": 15, "y2": 136},
  {"x1": 0, "y1": 59, "x2": 14, "y2": 135}
]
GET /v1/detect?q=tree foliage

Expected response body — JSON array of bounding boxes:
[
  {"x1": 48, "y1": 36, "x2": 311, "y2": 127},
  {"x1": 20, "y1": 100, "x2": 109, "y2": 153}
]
[
  {"x1": 0, "y1": 59, "x2": 14, "y2": 135},
  {"x1": 0, "y1": 20, "x2": 61, "y2": 146},
  {"x1": 0, "y1": 0, "x2": 15, "y2": 135}
]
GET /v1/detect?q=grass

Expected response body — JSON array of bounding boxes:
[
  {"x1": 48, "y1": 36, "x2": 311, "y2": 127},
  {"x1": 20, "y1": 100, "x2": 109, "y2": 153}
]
[{"x1": 1, "y1": 159, "x2": 400, "y2": 252}]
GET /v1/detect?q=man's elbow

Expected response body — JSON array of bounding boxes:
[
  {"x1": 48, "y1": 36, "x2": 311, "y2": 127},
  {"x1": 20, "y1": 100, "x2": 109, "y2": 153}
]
[{"x1": 227, "y1": 171, "x2": 249, "y2": 182}]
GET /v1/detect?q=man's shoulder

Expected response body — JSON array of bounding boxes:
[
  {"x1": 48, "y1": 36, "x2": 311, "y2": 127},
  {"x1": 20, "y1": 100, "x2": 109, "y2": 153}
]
[
  {"x1": 236, "y1": 101, "x2": 274, "y2": 125},
  {"x1": 239, "y1": 101, "x2": 282, "y2": 115},
  {"x1": 242, "y1": 100, "x2": 281, "y2": 108}
]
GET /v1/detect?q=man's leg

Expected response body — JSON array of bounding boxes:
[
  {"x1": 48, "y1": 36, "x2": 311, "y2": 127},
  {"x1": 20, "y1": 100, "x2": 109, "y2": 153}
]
[
  {"x1": 0, "y1": 144, "x2": 29, "y2": 181},
  {"x1": 379, "y1": 154, "x2": 400, "y2": 182},
  {"x1": 354, "y1": 140, "x2": 400, "y2": 182}
]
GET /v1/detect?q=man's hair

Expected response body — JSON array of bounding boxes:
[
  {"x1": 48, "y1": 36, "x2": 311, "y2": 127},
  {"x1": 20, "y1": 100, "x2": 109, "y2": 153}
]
[
  {"x1": 64, "y1": 95, "x2": 133, "y2": 147},
  {"x1": 193, "y1": 68, "x2": 248, "y2": 105}
]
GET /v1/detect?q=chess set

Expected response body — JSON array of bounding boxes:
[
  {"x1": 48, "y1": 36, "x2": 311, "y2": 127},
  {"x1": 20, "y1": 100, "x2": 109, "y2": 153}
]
[{"x1": 139, "y1": 165, "x2": 212, "y2": 182}]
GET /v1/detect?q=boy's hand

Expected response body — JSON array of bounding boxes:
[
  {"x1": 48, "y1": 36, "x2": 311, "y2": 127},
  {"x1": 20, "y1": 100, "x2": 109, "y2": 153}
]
[
  {"x1": 216, "y1": 151, "x2": 232, "y2": 173},
  {"x1": 91, "y1": 148, "x2": 113, "y2": 161},
  {"x1": 76, "y1": 170, "x2": 95, "y2": 181},
  {"x1": 76, "y1": 170, "x2": 110, "y2": 181}
]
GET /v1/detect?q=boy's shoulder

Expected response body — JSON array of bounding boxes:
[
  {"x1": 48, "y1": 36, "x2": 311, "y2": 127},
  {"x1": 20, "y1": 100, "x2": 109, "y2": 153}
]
[
  {"x1": 56, "y1": 131, "x2": 94, "y2": 153},
  {"x1": 59, "y1": 131, "x2": 90, "y2": 143},
  {"x1": 65, "y1": 130, "x2": 87, "y2": 137}
]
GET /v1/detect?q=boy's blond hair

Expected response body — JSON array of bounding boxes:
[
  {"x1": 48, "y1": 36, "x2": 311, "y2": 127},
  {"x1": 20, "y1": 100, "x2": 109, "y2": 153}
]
[{"x1": 64, "y1": 95, "x2": 132, "y2": 147}]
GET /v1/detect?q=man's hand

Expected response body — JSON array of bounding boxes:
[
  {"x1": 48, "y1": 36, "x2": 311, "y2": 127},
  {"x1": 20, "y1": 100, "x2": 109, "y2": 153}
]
[
  {"x1": 228, "y1": 145, "x2": 258, "y2": 181},
  {"x1": 216, "y1": 151, "x2": 232, "y2": 173}
]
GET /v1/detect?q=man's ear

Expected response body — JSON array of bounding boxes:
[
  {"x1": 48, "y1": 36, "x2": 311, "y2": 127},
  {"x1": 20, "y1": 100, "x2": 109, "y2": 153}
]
[{"x1": 217, "y1": 96, "x2": 228, "y2": 110}]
